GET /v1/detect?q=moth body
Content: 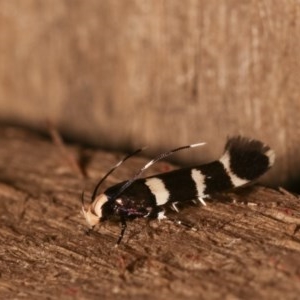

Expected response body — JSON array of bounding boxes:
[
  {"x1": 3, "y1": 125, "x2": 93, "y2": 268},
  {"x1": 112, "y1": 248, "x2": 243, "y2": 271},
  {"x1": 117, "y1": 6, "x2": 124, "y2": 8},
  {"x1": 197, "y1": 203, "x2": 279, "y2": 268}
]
[{"x1": 82, "y1": 136, "x2": 275, "y2": 244}]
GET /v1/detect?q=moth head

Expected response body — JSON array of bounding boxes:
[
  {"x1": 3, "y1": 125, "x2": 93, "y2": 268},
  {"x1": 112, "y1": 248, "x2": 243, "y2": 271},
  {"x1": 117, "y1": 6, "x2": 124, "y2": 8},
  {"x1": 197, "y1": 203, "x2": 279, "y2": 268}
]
[
  {"x1": 81, "y1": 193, "x2": 108, "y2": 228},
  {"x1": 81, "y1": 148, "x2": 145, "y2": 229}
]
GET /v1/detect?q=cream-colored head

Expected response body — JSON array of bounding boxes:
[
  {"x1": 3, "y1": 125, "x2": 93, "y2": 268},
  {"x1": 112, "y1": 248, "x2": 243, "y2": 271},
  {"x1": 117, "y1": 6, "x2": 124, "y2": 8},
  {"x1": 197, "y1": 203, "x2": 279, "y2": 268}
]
[{"x1": 82, "y1": 194, "x2": 108, "y2": 228}]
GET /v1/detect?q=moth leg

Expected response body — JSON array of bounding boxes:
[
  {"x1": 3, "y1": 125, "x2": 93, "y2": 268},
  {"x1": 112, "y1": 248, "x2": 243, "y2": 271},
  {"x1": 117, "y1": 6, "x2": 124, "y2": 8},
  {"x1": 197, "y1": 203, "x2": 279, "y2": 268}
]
[
  {"x1": 171, "y1": 202, "x2": 180, "y2": 212},
  {"x1": 153, "y1": 206, "x2": 194, "y2": 229},
  {"x1": 143, "y1": 207, "x2": 167, "y2": 239},
  {"x1": 116, "y1": 215, "x2": 127, "y2": 245},
  {"x1": 197, "y1": 197, "x2": 207, "y2": 206},
  {"x1": 157, "y1": 209, "x2": 167, "y2": 221},
  {"x1": 168, "y1": 216, "x2": 197, "y2": 231},
  {"x1": 144, "y1": 204, "x2": 161, "y2": 219},
  {"x1": 193, "y1": 195, "x2": 209, "y2": 206},
  {"x1": 175, "y1": 219, "x2": 195, "y2": 229}
]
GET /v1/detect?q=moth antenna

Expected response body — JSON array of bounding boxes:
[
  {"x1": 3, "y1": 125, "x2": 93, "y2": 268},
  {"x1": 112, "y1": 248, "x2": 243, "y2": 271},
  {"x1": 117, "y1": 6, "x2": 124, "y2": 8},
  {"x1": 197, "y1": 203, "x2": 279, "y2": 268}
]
[
  {"x1": 112, "y1": 142, "x2": 206, "y2": 200},
  {"x1": 91, "y1": 147, "x2": 146, "y2": 201}
]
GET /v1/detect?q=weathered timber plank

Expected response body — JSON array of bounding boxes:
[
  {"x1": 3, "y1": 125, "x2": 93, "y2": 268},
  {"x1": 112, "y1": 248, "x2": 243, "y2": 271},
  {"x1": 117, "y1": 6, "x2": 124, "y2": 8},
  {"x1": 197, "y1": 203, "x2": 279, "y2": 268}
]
[{"x1": 0, "y1": 126, "x2": 299, "y2": 299}]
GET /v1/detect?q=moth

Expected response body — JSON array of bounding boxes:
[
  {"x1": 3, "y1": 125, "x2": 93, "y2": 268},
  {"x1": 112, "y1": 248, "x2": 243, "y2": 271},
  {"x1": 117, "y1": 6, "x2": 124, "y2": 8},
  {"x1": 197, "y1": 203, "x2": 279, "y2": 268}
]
[{"x1": 82, "y1": 136, "x2": 275, "y2": 244}]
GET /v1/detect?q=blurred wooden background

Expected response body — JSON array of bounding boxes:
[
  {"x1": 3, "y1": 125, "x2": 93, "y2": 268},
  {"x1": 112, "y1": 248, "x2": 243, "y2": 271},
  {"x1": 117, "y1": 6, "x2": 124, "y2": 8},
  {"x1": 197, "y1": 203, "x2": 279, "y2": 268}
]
[{"x1": 0, "y1": 1, "x2": 299, "y2": 189}]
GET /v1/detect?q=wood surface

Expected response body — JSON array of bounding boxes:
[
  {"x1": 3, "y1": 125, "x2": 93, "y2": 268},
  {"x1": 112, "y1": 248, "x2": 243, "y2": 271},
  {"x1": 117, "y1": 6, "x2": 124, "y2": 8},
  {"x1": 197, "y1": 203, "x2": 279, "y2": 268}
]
[
  {"x1": 0, "y1": 1, "x2": 300, "y2": 187},
  {"x1": 0, "y1": 126, "x2": 300, "y2": 299}
]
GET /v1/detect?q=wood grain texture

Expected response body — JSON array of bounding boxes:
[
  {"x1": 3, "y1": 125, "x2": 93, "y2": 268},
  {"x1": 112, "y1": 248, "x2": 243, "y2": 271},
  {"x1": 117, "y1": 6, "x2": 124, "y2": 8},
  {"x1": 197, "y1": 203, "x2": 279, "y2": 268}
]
[
  {"x1": 0, "y1": 1, "x2": 299, "y2": 186},
  {"x1": 0, "y1": 126, "x2": 300, "y2": 299}
]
